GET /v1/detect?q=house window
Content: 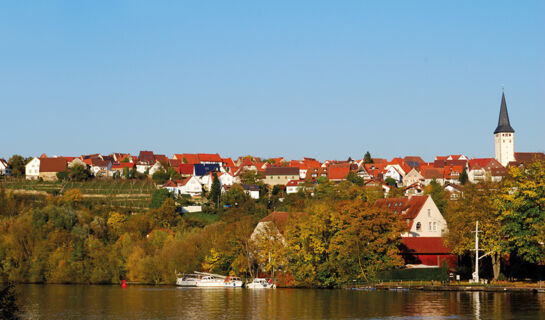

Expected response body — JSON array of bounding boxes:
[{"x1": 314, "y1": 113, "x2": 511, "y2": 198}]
[
  {"x1": 433, "y1": 222, "x2": 437, "y2": 231},
  {"x1": 427, "y1": 209, "x2": 431, "y2": 217},
  {"x1": 416, "y1": 222, "x2": 421, "y2": 231},
  {"x1": 429, "y1": 222, "x2": 432, "y2": 231}
]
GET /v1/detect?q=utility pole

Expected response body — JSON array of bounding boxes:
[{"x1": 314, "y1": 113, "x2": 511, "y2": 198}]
[{"x1": 473, "y1": 221, "x2": 480, "y2": 283}]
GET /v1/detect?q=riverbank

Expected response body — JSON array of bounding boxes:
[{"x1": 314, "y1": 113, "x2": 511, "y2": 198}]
[{"x1": 350, "y1": 282, "x2": 545, "y2": 293}]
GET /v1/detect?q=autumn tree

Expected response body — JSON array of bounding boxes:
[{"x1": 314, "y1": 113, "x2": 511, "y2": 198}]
[
  {"x1": 250, "y1": 222, "x2": 287, "y2": 278},
  {"x1": 329, "y1": 200, "x2": 405, "y2": 283},
  {"x1": 445, "y1": 182, "x2": 504, "y2": 280}
]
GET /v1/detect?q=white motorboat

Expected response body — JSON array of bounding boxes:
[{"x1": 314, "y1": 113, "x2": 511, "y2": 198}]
[
  {"x1": 247, "y1": 278, "x2": 276, "y2": 289},
  {"x1": 223, "y1": 276, "x2": 245, "y2": 288},
  {"x1": 195, "y1": 274, "x2": 245, "y2": 288},
  {"x1": 175, "y1": 273, "x2": 201, "y2": 287},
  {"x1": 196, "y1": 275, "x2": 226, "y2": 287}
]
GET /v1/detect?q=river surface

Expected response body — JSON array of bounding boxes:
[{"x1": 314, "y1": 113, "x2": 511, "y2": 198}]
[{"x1": 17, "y1": 284, "x2": 545, "y2": 319}]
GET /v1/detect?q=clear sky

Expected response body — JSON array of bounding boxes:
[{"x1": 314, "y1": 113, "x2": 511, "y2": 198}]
[{"x1": 1, "y1": 1, "x2": 544, "y2": 162}]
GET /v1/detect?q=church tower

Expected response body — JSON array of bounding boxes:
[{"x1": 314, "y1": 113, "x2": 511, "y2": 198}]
[{"x1": 494, "y1": 92, "x2": 515, "y2": 166}]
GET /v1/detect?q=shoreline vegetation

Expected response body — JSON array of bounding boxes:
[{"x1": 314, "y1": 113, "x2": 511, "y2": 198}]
[{"x1": 0, "y1": 160, "x2": 544, "y2": 288}]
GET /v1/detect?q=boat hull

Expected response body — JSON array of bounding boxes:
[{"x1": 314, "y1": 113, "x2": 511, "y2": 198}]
[
  {"x1": 176, "y1": 279, "x2": 199, "y2": 287},
  {"x1": 196, "y1": 281, "x2": 244, "y2": 288}
]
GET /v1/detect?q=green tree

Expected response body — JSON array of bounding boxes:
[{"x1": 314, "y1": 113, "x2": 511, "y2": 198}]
[
  {"x1": 239, "y1": 170, "x2": 263, "y2": 185},
  {"x1": 56, "y1": 171, "x2": 69, "y2": 181},
  {"x1": 152, "y1": 169, "x2": 170, "y2": 184},
  {"x1": 496, "y1": 160, "x2": 545, "y2": 264},
  {"x1": 69, "y1": 164, "x2": 91, "y2": 181},
  {"x1": 208, "y1": 173, "x2": 221, "y2": 208},
  {"x1": 346, "y1": 171, "x2": 364, "y2": 186},
  {"x1": 424, "y1": 179, "x2": 448, "y2": 214},
  {"x1": 363, "y1": 151, "x2": 373, "y2": 164},
  {"x1": 458, "y1": 168, "x2": 469, "y2": 185},
  {"x1": 122, "y1": 166, "x2": 130, "y2": 179},
  {"x1": 222, "y1": 185, "x2": 250, "y2": 208},
  {"x1": 384, "y1": 177, "x2": 397, "y2": 187},
  {"x1": 316, "y1": 176, "x2": 328, "y2": 184},
  {"x1": 7, "y1": 155, "x2": 26, "y2": 178},
  {"x1": 386, "y1": 186, "x2": 404, "y2": 198}
]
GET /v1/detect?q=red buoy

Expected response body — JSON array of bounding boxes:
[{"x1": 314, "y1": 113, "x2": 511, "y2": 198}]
[{"x1": 121, "y1": 280, "x2": 127, "y2": 289}]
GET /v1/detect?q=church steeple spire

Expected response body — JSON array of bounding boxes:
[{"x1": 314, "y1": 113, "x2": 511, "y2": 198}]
[{"x1": 494, "y1": 92, "x2": 515, "y2": 134}]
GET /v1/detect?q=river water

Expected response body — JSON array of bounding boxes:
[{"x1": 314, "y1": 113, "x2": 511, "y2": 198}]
[{"x1": 18, "y1": 284, "x2": 545, "y2": 319}]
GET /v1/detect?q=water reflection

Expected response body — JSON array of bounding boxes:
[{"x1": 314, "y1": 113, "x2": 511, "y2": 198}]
[{"x1": 17, "y1": 284, "x2": 545, "y2": 319}]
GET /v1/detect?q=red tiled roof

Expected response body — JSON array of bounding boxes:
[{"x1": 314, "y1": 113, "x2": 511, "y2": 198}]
[
  {"x1": 265, "y1": 167, "x2": 298, "y2": 176},
  {"x1": 182, "y1": 154, "x2": 200, "y2": 164},
  {"x1": 163, "y1": 180, "x2": 177, "y2": 187},
  {"x1": 222, "y1": 158, "x2": 235, "y2": 167},
  {"x1": 404, "y1": 156, "x2": 425, "y2": 164},
  {"x1": 138, "y1": 151, "x2": 154, "y2": 163},
  {"x1": 328, "y1": 166, "x2": 350, "y2": 180},
  {"x1": 198, "y1": 153, "x2": 222, "y2": 162},
  {"x1": 111, "y1": 162, "x2": 135, "y2": 169},
  {"x1": 375, "y1": 195, "x2": 428, "y2": 219},
  {"x1": 286, "y1": 179, "x2": 303, "y2": 187},
  {"x1": 443, "y1": 165, "x2": 464, "y2": 179},
  {"x1": 169, "y1": 159, "x2": 182, "y2": 167},
  {"x1": 422, "y1": 167, "x2": 444, "y2": 180},
  {"x1": 179, "y1": 164, "x2": 194, "y2": 175},
  {"x1": 154, "y1": 154, "x2": 169, "y2": 163},
  {"x1": 39, "y1": 158, "x2": 67, "y2": 173},
  {"x1": 374, "y1": 195, "x2": 429, "y2": 230},
  {"x1": 90, "y1": 158, "x2": 110, "y2": 167},
  {"x1": 401, "y1": 237, "x2": 450, "y2": 254}
]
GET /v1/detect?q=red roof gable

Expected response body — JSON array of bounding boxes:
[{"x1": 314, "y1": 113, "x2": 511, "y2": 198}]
[{"x1": 374, "y1": 195, "x2": 429, "y2": 230}]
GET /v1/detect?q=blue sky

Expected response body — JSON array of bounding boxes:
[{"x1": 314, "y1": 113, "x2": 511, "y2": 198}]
[{"x1": 1, "y1": 1, "x2": 544, "y2": 162}]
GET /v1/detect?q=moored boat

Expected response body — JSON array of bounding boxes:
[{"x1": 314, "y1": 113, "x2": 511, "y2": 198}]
[
  {"x1": 175, "y1": 273, "x2": 201, "y2": 287},
  {"x1": 247, "y1": 278, "x2": 276, "y2": 289},
  {"x1": 193, "y1": 272, "x2": 245, "y2": 288},
  {"x1": 196, "y1": 275, "x2": 226, "y2": 287},
  {"x1": 223, "y1": 276, "x2": 244, "y2": 288}
]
